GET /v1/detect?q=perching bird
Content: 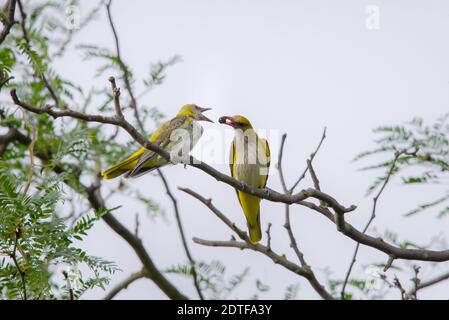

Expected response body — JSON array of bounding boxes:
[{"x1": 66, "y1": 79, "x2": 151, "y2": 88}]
[
  {"x1": 102, "y1": 104, "x2": 213, "y2": 179},
  {"x1": 219, "y1": 115, "x2": 270, "y2": 243}
]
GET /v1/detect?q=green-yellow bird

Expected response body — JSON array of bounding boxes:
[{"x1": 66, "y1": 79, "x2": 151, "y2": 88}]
[
  {"x1": 219, "y1": 115, "x2": 270, "y2": 244},
  {"x1": 102, "y1": 104, "x2": 213, "y2": 179}
]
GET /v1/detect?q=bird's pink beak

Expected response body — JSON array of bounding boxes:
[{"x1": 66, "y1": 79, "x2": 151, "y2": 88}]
[{"x1": 218, "y1": 116, "x2": 238, "y2": 128}]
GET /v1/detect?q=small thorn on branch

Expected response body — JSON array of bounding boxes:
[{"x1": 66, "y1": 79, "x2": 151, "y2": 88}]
[{"x1": 384, "y1": 255, "x2": 395, "y2": 272}]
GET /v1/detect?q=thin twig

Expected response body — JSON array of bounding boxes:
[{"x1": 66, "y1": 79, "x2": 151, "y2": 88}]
[
  {"x1": 408, "y1": 269, "x2": 449, "y2": 296},
  {"x1": 134, "y1": 213, "x2": 140, "y2": 238},
  {"x1": 277, "y1": 133, "x2": 288, "y2": 192},
  {"x1": 178, "y1": 187, "x2": 248, "y2": 241},
  {"x1": 179, "y1": 187, "x2": 335, "y2": 300},
  {"x1": 105, "y1": 0, "x2": 144, "y2": 132},
  {"x1": 410, "y1": 266, "x2": 421, "y2": 300},
  {"x1": 340, "y1": 149, "x2": 407, "y2": 299},
  {"x1": 0, "y1": 76, "x2": 14, "y2": 91},
  {"x1": 393, "y1": 276, "x2": 407, "y2": 300},
  {"x1": 277, "y1": 134, "x2": 327, "y2": 298},
  {"x1": 20, "y1": 110, "x2": 37, "y2": 196},
  {"x1": 157, "y1": 169, "x2": 204, "y2": 300},
  {"x1": 0, "y1": 0, "x2": 16, "y2": 45},
  {"x1": 265, "y1": 223, "x2": 272, "y2": 251},
  {"x1": 10, "y1": 86, "x2": 449, "y2": 263},
  {"x1": 10, "y1": 229, "x2": 27, "y2": 300},
  {"x1": 88, "y1": 173, "x2": 188, "y2": 300},
  {"x1": 108, "y1": 76, "x2": 124, "y2": 119},
  {"x1": 17, "y1": 0, "x2": 61, "y2": 108},
  {"x1": 290, "y1": 127, "x2": 327, "y2": 192},
  {"x1": 104, "y1": 268, "x2": 147, "y2": 300}
]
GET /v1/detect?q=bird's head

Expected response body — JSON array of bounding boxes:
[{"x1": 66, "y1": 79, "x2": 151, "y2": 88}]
[
  {"x1": 218, "y1": 115, "x2": 253, "y2": 130},
  {"x1": 177, "y1": 104, "x2": 213, "y2": 122}
]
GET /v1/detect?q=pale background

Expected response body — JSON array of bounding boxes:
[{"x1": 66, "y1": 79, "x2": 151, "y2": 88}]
[{"x1": 53, "y1": 0, "x2": 449, "y2": 299}]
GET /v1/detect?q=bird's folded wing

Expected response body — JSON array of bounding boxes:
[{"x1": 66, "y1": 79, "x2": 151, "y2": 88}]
[
  {"x1": 124, "y1": 149, "x2": 157, "y2": 178},
  {"x1": 125, "y1": 115, "x2": 189, "y2": 178},
  {"x1": 259, "y1": 138, "x2": 270, "y2": 189}
]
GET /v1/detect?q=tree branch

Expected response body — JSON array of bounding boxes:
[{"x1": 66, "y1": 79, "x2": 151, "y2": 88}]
[
  {"x1": 410, "y1": 269, "x2": 449, "y2": 295},
  {"x1": 108, "y1": 76, "x2": 124, "y2": 119},
  {"x1": 303, "y1": 201, "x2": 449, "y2": 262},
  {"x1": 105, "y1": 0, "x2": 144, "y2": 132},
  {"x1": 104, "y1": 268, "x2": 147, "y2": 300},
  {"x1": 276, "y1": 133, "x2": 288, "y2": 192},
  {"x1": 340, "y1": 149, "x2": 409, "y2": 299},
  {"x1": 9, "y1": 229, "x2": 27, "y2": 300},
  {"x1": 0, "y1": 0, "x2": 16, "y2": 45},
  {"x1": 86, "y1": 175, "x2": 188, "y2": 300},
  {"x1": 276, "y1": 134, "x2": 329, "y2": 298},
  {"x1": 179, "y1": 187, "x2": 335, "y2": 300},
  {"x1": 10, "y1": 87, "x2": 356, "y2": 211},
  {"x1": 10, "y1": 86, "x2": 449, "y2": 263},
  {"x1": 193, "y1": 237, "x2": 334, "y2": 300},
  {"x1": 290, "y1": 127, "x2": 326, "y2": 192},
  {"x1": 0, "y1": 112, "x2": 32, "y2": 156},
  {"x1": 3, "y1": 109, "x2": 187, "y2": 300},
  {"x1": 16, "y1": 0, "x2": 61, "y2": 108},
  {"x1": 157, "y1": 169, "x2": 204, "y2": 300}
]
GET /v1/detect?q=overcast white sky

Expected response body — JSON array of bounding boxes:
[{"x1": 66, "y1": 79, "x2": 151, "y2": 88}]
[{"x1": 53, "y1": 0, "x2": 449, "y2": 299}]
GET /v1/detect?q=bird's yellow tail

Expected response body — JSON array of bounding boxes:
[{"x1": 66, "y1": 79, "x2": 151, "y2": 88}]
[
  {"x1": 247, "y1": 214, "x2": 262, "y2": 244},
  {"x1": 237, "y1": 191, "x2": 263, "y2": 244},
  {"x1": 101, "y1": 149, "x2": 144, "y2": 180},
  {"x1": 102, "y1": 166, "x2": 129, "y2": 180}
]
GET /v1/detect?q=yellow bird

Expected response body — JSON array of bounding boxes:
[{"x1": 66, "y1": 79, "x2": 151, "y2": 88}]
[
  {"x1": 102, "y1": 104, "x2": 213, "y2": 179},
  {"x1": 219, "y1": 115, "x2": 270, "y2": 243}
]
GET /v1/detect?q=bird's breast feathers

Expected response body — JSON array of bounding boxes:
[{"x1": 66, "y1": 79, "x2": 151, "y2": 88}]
[{"x1": 231, "y1": 131, "x2": 270, "y2": 188}]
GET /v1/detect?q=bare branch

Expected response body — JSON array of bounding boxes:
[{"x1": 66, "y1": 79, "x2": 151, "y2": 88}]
[
  {"x1": 265, "y1": 222, "x2": 272, "y2": 251},
  {"x1": 0, "y1": 110, "x2": 32, "y2": 156},
  {"x1": 193, "y1": 237, "x2": 334, "y2": 300},
  {"x1": 410, "y1": 270, "x2": 449, "y2": 294},
  {"x1": 20, "y1": 110, "x2": 37, "y2": 196},
  {"x1": 108, "y1": 76, "x2": 124, "y2": 119},
  {"x1": 104, "y1": 268, "x2": 146, "y2": 300},
  {"x1": 105, "y1": 0, "x2": 144, "y2": 132},
  {"x1": 290, "y1": 127, "x2": 327, "y2": 192},
  {"x1": 0, "y1": 0, "x2": 16, "y2": 45},
  {"x1": 0, "y1": 75, "x2": 14, "y2": 91},
  {"x1": 2, "y1": 119, "x2": 187, "y2": 299},
  {"x1": 410, "y1": 266, "x2": 421, "y2": 300},
  {"x1": 303, "y1": 202, "x2": 449, "y2": 262},
  {"x1": 11, "y1": 88, "x2": 449, "y2": 263},
  {"x1": 341, "y1": 149, "x2": 408, "y2": 299},
  {"x1": 274, "y1": 132, "x2": 334, "y2": 299},
  {"x1": 87, "y1": 174, "x2": 188, "y2": 300},
  {"x1": 16, "y1": 0, "x2": 61, "y2": 108},
  {"x1": 179, "y1": 187, "x2": 334, "y2": 300},
  {"x1": 276, "y1": 133, "x2": 288, "y2": 192},
  {"x1": 178, "y1": 187, "x2": 248, "y2": 241},
  {"x1": 157, "y1": 169, "x2": 204, "y2": 300},
  {"x1": 393, "y1": 276, "x2": 407, "y2": 300},
  {"x1": 306, "y1": 159, "x2": 321, "y2": 192},
  {"x1": 9, "y1": 229, "x2": 27, "y2": 300},
  {"x1": 10, "y1": 87, "x2": 358, "y2": 211}
]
